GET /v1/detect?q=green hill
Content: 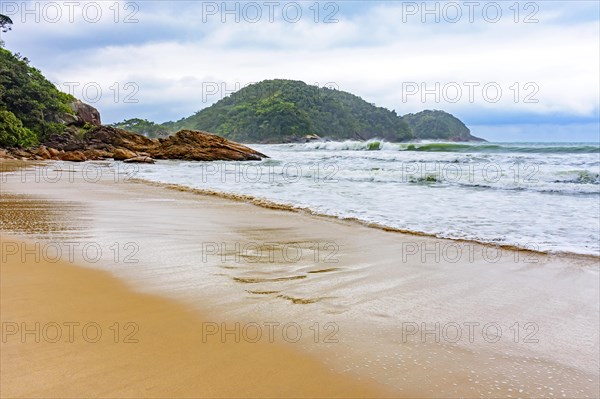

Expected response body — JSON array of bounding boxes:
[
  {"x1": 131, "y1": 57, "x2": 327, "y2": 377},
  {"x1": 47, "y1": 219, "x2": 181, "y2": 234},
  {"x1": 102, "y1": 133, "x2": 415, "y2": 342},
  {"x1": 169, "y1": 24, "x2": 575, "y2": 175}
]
[
  {"x1": 165, "y1": 79, "x2": 414, "y2": 143},
  {"x1": 0, "y1": 48, "x2": 76, "y2": 147},
  {"x1": 404, "y1": 110, "x2": 483, "y2": 141},
  {"x1": 158, "y1": 79, "x2": 483, "y2": 143}
]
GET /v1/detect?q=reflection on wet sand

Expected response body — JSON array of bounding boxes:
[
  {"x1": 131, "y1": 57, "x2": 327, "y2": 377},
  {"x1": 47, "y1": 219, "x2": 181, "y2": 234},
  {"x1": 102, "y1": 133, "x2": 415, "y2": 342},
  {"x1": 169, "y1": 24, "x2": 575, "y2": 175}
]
[
  {"x1": 233, "y1": 275, "x2": 307, "y2": 283},
  {"x1": 0, "y1": 193, "x2": 88, "y2": 238}
]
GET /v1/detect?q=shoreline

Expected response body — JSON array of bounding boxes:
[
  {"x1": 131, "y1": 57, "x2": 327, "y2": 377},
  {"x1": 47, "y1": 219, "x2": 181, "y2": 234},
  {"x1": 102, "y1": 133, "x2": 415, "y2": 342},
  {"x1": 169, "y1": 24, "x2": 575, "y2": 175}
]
[
  {"x1": 3, "y1": 159, "x2": 599, "y2": 259},
  {"x1": 131, "y1": 177, "x2": 600, "y2": 261},
  {"x1": 1, "y1": 160, "x2": 599, "y2": 397}
]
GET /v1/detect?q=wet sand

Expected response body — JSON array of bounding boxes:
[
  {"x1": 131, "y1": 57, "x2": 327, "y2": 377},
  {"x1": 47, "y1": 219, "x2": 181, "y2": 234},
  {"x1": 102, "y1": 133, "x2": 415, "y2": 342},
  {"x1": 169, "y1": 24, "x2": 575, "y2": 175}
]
[
  {"x1": 0, "y1": 234, "x2": 383, "y2": 398},
  {"x1": 1, "y1": 160, "x2": 599, "y2": 398}
]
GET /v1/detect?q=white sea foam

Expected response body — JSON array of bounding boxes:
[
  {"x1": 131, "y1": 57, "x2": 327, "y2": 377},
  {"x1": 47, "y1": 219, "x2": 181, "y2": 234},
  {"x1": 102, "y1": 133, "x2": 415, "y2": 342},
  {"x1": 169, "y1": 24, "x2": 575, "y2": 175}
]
[{"x1": 134, "y1": 141, "x2": 600, "y2": 255}]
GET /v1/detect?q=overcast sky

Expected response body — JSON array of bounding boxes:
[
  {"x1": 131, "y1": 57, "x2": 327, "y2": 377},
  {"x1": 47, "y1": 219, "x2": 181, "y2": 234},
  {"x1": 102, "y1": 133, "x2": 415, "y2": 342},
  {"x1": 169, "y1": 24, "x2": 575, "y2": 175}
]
[{"x1": 2, "y1": 0, "x2": 599, "y2": 141}]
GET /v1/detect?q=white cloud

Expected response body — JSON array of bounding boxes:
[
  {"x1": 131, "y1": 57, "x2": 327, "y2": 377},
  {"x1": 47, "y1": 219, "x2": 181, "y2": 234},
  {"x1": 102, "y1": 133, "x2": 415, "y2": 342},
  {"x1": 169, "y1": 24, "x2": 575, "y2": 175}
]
[{"x1": 4, "y1": 1, "x2": 599, "y2": 126}]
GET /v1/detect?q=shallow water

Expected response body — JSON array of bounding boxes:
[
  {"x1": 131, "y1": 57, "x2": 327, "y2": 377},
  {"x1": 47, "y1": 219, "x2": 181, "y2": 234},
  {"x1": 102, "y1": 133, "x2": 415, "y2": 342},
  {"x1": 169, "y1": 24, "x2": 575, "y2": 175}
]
[{"x1": 134, "y1": 141, "x2": 600, "y2": 255}]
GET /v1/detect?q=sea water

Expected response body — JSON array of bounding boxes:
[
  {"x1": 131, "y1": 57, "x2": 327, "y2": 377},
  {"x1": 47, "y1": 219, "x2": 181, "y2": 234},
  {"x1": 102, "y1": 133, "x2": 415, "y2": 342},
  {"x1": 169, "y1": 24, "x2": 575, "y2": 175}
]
[{"x1": 135, "y1": 141, "x2": 600, "y2": 255}]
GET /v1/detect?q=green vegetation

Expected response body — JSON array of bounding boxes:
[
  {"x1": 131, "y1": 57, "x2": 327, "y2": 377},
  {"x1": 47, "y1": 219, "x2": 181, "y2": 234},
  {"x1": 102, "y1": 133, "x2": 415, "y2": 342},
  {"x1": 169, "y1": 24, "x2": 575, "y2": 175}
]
[
  {"x1": 168, "y1": 79, "x2": 414, "y2": 143},
  {"x1": 109, "y1": 118, "x2": 170, "y2": 138},
  {"x1": 0, "y1": 48, "x2": 75, "y2": 147},
  {"x1": 403, "y1": 110, "x2": 481, "y2": 141},
  {"x1": 0, "y1": 110, "x2": 37, "y2": 147}
]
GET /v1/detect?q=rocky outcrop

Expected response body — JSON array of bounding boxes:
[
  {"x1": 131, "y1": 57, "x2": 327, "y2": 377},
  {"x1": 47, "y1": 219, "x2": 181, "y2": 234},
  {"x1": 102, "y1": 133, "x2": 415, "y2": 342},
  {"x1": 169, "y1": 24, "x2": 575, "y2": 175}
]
[
  {"x1": 70, "y1": 100, "x2": 101, "y2": 126},
  {"x1": 85, "y1": 126, "x2": 155, "y2": 152},
  {"x1": 47, "y1": 147, "x2": 61, "y2": 158},
  {"x1": 112, "y1": 147, "x2": 138, "y2": 160},
  {"x1": 151, "y1": 130, "x2": 265, "y2": 161},
  {"x1": 35, "y1": 146, "x2": 51, "y2": 159},
  {"x1": 0, "y1": 149, "x2": 13, "y2": 159},
  {"x1": 0, "y1": 126, "x2": 268, "y2": 163},
  {"x1": 83, "y1": 149, "x2": 113, "y2": 160},
  {"x1": 60, "y1": 151, "x2": 86, "y2": 162},
  {"x1": 52, "y1": 101, "x2": 102, "y2": 129}
]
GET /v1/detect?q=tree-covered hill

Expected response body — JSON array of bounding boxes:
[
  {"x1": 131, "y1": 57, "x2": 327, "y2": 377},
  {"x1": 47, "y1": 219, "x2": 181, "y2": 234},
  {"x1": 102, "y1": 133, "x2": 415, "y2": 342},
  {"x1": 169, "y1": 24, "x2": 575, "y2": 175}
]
[
  {"x1": 167, "y1": 79, "x2": 414, "y2": 143},
  {"x1": 403, "y1": 110, "x2": 484, "y2": 141}
]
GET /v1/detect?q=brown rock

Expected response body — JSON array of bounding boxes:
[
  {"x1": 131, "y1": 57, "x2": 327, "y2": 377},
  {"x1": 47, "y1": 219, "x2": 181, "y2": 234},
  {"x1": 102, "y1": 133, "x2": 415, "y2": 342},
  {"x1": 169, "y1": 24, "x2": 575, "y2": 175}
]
[
  {"x1": 70, "y1": 100, "x2": 101, "y2": 126},
  {"x1": 57, "y1": 112, "x2": 79, "y2": 126},
  {"x1": 0, "y1": 149, "x2": 16, "y2": 159},
  {"x1": 40, "y1": 125, "x2": 266, "y2": 163},
  {"x1": 83, "y1": 149, "x2": 113, "y2": 160},
  {"x1": 35, "y1": 146, "x2": 52, "y2": 159},
  {"x1": 10, "y1": 149, "x2": 33, "y2": 159},
  {"x1": 85, "y1": 126, "x2": 155, "y2": 152},
  {"x1": 149, "y1": 130, "x2": 267, "y2": 161},
  {"x1": 123, "y1": 156, "x2": 155, "y2": 164},
  {"x1": 112, "y1": 147, "x2": 138, "y2": 160},
  {"x1": 47, "y1": 147, "x2": 61, "y2": 157},
  {"x1": 60, "y1": 151, "x2": 87, "y2": 162}
]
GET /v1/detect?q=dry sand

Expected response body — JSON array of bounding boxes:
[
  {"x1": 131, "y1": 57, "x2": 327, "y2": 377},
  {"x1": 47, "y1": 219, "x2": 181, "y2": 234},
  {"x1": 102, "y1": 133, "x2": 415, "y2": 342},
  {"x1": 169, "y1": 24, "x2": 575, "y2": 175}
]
[{"x1": 1, "y1": 160, "x2": 598, "y2": 398}]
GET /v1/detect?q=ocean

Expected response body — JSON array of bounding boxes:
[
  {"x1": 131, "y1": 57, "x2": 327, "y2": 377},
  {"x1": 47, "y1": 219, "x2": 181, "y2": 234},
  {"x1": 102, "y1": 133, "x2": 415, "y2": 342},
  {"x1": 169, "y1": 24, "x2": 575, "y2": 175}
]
[{"x1": 134, "y1": 141, "x2": 600, "y2": 256}]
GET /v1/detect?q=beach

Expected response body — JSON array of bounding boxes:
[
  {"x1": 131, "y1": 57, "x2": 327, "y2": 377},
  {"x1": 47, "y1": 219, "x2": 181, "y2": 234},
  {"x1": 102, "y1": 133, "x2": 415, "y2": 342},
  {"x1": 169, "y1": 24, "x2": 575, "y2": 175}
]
[
  {"x1": 1, "y1": 160, "x2": 599, "y2": 398},
  {"x1": 1, "y1": 233, "x2": 384, "y2": 398}
]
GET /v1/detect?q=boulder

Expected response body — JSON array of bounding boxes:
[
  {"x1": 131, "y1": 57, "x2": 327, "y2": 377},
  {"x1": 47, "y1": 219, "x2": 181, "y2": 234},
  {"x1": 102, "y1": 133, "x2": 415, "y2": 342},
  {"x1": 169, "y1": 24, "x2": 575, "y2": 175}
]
[
  {"x1": 60, "y1": 151, "x2": 87, "y2": 162},
  {"x1": 70, "y1": 100, "x2": 101, "y2": 126},
  {"x1": 35, "y1": 146, "x2": 52, "y2": 159},
  {"x1": 150, "y1": 130, "x2": 267, "y2": 161},
  {"x1": 0, "y1": 149, "x2": 15, "y2": 159},
  {"x1": 85, "y1": 126, "x2": 155, "y2": 152},
  {"x1": 123, "y1": 156, "x2": 155, "y2": 164},
  {"x1": 303, "y1": 134, "x2": 321, "y2": 142},
  {"x1": 11, "y1": 148, "x2": 33, "y2": 159},
  {"x1": 112, "y1": 147, "x2": 138, "y2": 160},
  {"x1": 47, "y1": 147, "x2": 61, "y2": 158},
  {"x1": 50, "y1": 100, "x2": 100, "y2": 127},
  {"x1": 55, "y1": 112, "x2": 79, "y2": 126},
  {"x1": 84, "y1": 149, "x2": 113, "y2": 160}
]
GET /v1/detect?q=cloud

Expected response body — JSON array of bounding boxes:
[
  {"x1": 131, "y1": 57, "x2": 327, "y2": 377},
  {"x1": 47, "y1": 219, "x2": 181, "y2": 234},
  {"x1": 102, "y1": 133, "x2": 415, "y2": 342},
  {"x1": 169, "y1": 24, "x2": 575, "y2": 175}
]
[
  {"x1": 2, "y1": 1, "x2": 599, "y2": 140},
  {"x1": 471, "y1": 122, "x2": 600, "y2": 142}
]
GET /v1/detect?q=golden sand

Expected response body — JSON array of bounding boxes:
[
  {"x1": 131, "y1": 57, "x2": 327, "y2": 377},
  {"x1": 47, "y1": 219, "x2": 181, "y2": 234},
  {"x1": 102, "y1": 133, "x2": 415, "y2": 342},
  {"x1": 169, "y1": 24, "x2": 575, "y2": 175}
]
[{"x1": 0, "y1": 234, "x2": 382, "y2": 398}]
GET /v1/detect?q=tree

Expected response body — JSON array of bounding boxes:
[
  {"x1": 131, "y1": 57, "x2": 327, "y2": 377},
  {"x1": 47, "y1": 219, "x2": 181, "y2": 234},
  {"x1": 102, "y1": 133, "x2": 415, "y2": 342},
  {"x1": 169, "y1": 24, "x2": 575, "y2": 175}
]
[
  {"x1": 0, "y1": 48, "x2": 75, "y2": 141},
  {"x1": 0, "y1": 14, "x2": 12, "y2": 33},
  {"x1": 109, "y1": 118, "x2": 171, "y2": 138},
  {"x1": 0, "y1": 110, "x2": 38, "y2": 147}
]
